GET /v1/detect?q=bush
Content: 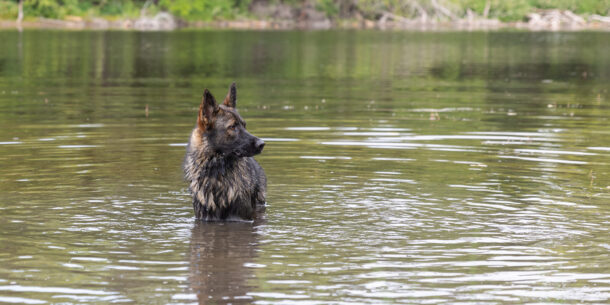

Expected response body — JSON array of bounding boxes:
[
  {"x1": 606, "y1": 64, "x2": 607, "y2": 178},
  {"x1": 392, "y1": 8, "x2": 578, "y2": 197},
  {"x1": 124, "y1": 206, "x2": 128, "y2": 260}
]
[
  {"x1": 531, "y1": 0, "x2": 610, "y2": 15},
  {"x1": 316, "y1": 0, "x2": 340, "y2": 17},
  {"x1": 159, "y1": 0, "x2": 250, "y2": 21},
  {"x1": 0, "y1": 0, "x2": 18, "y2": 19}
]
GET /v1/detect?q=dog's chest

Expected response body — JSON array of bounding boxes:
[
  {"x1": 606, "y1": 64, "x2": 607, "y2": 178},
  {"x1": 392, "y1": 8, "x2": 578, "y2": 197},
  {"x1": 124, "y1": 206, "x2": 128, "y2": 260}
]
[{"x1": 191, "y1": 157, "x2": 254, "y2": 210}]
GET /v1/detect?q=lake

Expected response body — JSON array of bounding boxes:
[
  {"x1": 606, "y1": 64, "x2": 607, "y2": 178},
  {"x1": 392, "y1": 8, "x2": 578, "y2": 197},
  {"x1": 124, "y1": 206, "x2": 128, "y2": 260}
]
[{"x1": 0, "y1": 30, "x2": 609, "y2": 304}]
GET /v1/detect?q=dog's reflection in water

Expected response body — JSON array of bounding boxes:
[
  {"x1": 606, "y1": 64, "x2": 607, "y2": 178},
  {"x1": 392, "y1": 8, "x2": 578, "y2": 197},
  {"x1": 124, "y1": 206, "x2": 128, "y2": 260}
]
[{"x1": 189, "y1": 213, "x2": 265, "y2": 304}]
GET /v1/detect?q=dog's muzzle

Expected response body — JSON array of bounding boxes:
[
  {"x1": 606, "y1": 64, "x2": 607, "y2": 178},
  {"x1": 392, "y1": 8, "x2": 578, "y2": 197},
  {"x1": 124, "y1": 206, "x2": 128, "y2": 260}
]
[{"x1": 254, "y1": 139, "x2": 265, "y2": 155}]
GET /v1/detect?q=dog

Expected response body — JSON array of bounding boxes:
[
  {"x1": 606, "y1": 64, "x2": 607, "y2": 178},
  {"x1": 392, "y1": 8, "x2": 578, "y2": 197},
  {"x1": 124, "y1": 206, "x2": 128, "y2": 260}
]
[{"x1": 183, "y1": 83, "x2": 266, "y2": 221}]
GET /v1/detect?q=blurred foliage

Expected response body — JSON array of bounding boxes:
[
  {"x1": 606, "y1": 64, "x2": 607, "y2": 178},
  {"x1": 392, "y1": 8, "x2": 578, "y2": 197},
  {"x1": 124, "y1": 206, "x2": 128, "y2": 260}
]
[
  {"x1": 316, "y1": 0, "x2": 340, "y2": 17},
  {"x1": 0, "y1": 0, "x2": 19, "y2": 19},
  {"x1": 7, "y1": 0, "x2": 145, "y2": 19},
  {"x1": 450, "y1": 0, "x2": 532, "y2": 21},
  {"x1": 0, "y1": 0, "x2": 608, "y2": 21},
  {"x1": 158, "y1": 0, "x2": 250, "y2": 20},
  {"x1": 450, "y1": 0, "x2": 610, "y2": 21},
  {"x1": 355, "y1": 0, "x2": 609, "y2": 21}
]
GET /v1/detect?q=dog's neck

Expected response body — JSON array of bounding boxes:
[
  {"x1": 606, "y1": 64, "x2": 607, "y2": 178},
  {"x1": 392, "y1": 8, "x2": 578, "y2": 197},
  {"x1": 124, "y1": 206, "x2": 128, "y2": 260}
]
[
  {"x1": 188, "y1": 132, "x2": 244, "y2": 177},
  {"x1": 197, "y1": 151, "x2": 243, "y2": 176}
]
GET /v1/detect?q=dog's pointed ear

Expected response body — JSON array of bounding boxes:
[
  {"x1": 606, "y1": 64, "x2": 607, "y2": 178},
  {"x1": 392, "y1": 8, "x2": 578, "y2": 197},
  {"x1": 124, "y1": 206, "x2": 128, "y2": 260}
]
[
  {"x1": 197, "y1": 89, "x2": 217, "y2": 132},
  {"x1": 223, "y1": 82, "x2": 236, "y2": 108}
]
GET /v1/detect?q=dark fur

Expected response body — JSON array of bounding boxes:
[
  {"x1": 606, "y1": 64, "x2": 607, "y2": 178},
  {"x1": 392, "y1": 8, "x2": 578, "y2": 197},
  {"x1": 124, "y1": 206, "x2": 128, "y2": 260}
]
[{"x1": 184, "y1": 83, "x2": 266, "y2": 221}]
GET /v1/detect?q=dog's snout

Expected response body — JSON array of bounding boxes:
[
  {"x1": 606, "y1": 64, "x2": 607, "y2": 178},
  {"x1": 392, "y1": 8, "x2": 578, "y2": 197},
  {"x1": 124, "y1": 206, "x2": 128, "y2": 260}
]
[{"x1": 255, "y1": 139, "x2": 265, "y2": 152}]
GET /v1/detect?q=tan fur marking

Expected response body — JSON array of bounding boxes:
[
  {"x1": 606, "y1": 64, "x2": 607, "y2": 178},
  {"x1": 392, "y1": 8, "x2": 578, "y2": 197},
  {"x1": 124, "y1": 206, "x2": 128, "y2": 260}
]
[
  {"x1": 227, "y1": 186, "x2": 236, "y2": 203},
  {"x1": 190, "y1": 129, "x2": 202, "y2": 148}
]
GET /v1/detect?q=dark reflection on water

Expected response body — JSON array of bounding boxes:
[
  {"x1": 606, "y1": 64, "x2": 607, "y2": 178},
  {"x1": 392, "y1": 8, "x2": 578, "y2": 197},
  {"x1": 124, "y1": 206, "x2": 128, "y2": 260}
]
[
  {"x1": 0, "y1": 29, "x2": 609, "y2": 304},
  {"x1": 189, "y1": 216, "x2": 265, "y2": 304}
]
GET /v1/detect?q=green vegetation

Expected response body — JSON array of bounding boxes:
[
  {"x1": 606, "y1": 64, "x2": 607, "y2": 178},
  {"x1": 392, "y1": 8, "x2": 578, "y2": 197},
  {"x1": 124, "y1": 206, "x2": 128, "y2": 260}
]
[
  {"x1": 355, "y1": 0, "x2": 609, "y2": 21},
  {"x1": 0, "y1": 0, "x2": 608, "y2": 22},
  {"x1": 0, "y1": 0, "x2": 18, "y2": 19},
  {"x1": 158, "y1": 0, "x2": 250, "y2": 21},
  {"x1": 450, "y1": 0, "x2": 610, "y2": 21},
  {"x1": 1, "y1": 0, "x2": 144, "y2": 19}
]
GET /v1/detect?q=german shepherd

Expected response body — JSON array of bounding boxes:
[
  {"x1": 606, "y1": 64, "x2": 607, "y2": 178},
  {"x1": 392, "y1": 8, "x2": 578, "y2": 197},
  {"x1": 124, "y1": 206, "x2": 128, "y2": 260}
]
[{"x1": 184, "y1": 83, "x2": 266, "y2": 221}]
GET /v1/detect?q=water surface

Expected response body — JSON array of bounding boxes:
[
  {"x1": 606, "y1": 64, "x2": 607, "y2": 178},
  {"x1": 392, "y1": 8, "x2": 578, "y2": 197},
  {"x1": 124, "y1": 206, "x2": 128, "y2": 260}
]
[{"x1": 0, "y1": 30, "x2": 609, "y2": 304}]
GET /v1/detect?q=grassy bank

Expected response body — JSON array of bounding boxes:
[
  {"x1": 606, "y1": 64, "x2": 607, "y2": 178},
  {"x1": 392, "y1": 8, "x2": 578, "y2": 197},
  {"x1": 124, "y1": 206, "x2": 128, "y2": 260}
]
[{"x1": 1, "y1": 0, "x2": 609, "y2": 29}]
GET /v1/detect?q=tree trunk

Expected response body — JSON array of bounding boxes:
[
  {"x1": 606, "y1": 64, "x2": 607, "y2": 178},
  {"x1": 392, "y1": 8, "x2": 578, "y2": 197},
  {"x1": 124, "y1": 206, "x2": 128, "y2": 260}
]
[
  {"x1": 17, "y1": 0, "x2": 24, "y2": 23},
  {"x1": 410, "y1": 0, "x2": 428, "y2": 23},
  {"x1": 483, "y1": 0, "x2": 490, "y2": 19},
  {"x1": 430, "y1": 0, "x2": 456, "y2": 21}
]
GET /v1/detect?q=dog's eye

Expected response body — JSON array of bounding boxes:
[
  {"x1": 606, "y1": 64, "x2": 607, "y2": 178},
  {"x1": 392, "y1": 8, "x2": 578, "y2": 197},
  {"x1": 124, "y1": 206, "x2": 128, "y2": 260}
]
[{"x1": 229, "y1": 125, "x2": 237, "y2": 131}]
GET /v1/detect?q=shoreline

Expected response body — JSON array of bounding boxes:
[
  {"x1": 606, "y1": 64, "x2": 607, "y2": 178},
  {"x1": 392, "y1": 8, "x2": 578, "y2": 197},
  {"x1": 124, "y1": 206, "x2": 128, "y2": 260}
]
[{"x1": 1, "y1": 14, "x2": 609, "y2": 32}]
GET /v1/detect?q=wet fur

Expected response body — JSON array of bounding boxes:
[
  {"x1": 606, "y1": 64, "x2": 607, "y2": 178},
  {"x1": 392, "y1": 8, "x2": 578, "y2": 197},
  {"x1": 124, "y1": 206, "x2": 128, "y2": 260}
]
[{"x1": 184, "y1": 84, "x2": 266, "y2": 221}]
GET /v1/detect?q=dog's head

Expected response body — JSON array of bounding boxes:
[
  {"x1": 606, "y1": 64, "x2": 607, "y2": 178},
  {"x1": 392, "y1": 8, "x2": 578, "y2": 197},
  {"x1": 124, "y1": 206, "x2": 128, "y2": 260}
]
[{"x1": 195, "y1": 83, "x2": 265, "y2": 158}]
